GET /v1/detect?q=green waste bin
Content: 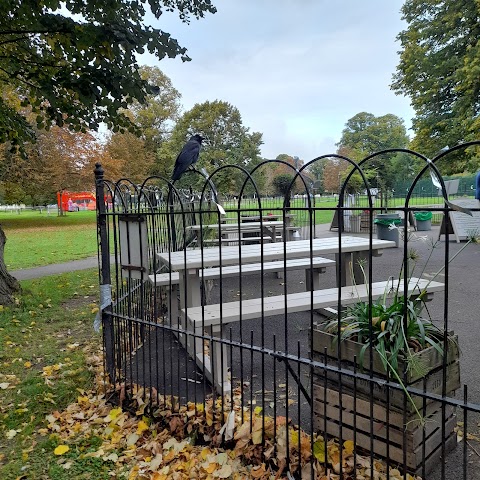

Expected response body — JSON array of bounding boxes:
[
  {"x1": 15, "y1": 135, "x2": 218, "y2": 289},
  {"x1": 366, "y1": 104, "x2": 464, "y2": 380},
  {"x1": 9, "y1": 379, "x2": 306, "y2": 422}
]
[
  {"x1": 374, "y1": 213, "x2": 401, "y2": 246},
  {"x1": 414, "y1": 211, "x2": 432, "y2": 231}
]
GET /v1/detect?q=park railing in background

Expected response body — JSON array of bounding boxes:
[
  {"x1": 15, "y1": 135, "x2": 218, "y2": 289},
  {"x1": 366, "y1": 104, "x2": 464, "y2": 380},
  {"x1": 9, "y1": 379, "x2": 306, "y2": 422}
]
[{"x1": 95, "y1": 147, "x2": 480, "y2": 480}]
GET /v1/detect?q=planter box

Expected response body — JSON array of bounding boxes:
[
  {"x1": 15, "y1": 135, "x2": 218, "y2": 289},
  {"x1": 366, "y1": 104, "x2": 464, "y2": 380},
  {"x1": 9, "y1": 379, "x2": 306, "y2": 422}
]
[
  {"x1": 311, "y1": 329, "x2": 460, "y2": 413},
  {"x1": 311, "y1": 328, "x2": 460, "y2": 474},
  {"x1": 360, "y1": 211, "x2": 375, "y2": 233},
  {"x1": 313, "y1": 384, "x2": 457, "y2": 476},
  {"x1": 311, "y1": 328, "x2": 459, "y2": 384}
]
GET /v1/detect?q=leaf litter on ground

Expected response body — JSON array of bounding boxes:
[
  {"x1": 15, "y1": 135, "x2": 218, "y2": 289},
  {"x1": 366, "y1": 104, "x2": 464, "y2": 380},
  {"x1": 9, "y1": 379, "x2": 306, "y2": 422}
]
[{"x1": 35, "y1": 350, "x2": 427, "y2": 480}]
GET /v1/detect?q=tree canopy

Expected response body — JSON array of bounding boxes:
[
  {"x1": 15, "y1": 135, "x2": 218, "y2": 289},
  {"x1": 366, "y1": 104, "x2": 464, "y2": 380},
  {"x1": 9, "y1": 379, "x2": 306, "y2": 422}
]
[
  {"x1": 392, "y1": 0, "x2": 480, "y2": 172},
  {"x1": 336, "y1": 112, "x2": 410, "y2": 189},
  {"x1": 0, "y1": 0, "x2": 216, "y2": 148},
  {"x1": 129, "y1": 66, "x2": 182, "y2": 152},
  {"x1": 157, "y1": 100, "x2": 264, "y2": 193},
  {"x1": 272, "y1": 173, "x2": 297, "y2": 197},
  {"x1": 98, "y1": 66, "x2": 181, "y2": 182},
  {"x1": 337, "y1": 112, "x2": 409, "y2": 158}
]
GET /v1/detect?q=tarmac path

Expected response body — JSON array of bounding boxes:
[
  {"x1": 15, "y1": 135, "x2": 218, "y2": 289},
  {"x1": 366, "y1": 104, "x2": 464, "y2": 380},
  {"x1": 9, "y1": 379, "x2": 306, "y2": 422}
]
[{"x1": 10, "y1": 256, "x2": 101, "y2": 280}]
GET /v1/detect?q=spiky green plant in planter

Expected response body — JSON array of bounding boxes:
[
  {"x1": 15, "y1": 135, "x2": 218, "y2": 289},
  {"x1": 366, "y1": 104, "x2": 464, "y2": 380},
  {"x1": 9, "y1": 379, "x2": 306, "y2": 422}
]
[{"x1": 319, "y1": 227, "x2": 477, "y2": 422}]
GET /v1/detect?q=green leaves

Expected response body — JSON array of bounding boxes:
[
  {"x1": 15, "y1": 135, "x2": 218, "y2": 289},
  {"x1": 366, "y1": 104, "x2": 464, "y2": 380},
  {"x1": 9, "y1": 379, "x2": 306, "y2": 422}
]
[
  {"x1": 321, "y1": 293, "x2": 445, "y2": 377},
  {"x1": 393, "y1": 0, "x2": 480, "y2": 172},
  {"x1": 0, "y1": 1, "x2": 216, "y2": 152},
  {"x1": 336, "y1": 112, "x2": 410, "y2": 190}
]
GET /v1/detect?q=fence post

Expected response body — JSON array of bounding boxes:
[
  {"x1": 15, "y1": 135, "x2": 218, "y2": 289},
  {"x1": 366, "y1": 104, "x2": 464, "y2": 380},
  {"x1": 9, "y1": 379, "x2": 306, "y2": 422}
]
[
  {"x1": 167, "y1": 186, "x2": 178, "y2": 251},
  {"x1": 94, "y1": 163, "x2": 115, "y2": 383}
]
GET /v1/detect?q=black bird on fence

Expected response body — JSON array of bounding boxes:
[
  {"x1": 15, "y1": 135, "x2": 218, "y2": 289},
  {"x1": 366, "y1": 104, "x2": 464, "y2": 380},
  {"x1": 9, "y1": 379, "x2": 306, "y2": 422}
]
[{"x1": 171, "y1": 134, "x2": 204, "y2": 182}]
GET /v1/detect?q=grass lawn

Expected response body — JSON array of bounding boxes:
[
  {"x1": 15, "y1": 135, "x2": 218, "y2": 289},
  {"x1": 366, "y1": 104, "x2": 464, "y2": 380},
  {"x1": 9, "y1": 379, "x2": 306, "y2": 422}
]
[
  {"x1": 0, "y1": 269, "x2": 103, "y2": 479},
  {"x1": 1, "y1": 211, "x2": 97, "y2": 270}
]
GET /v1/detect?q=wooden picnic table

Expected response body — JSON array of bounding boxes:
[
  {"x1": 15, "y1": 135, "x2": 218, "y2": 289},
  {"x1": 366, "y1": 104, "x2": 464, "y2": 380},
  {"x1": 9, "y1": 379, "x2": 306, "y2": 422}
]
[
  {"x1": 157, "y1": 236, "x2": 396, "y2": 309},
  {"x1": 157, "y1": 235, "x2": 397, "y2": 392},
  {"x1": 239, "y1": 213, "x2": 295, "y2": 221},
  {"x1": 187, "y1": 220, "x2": 285, "y2": 244}
]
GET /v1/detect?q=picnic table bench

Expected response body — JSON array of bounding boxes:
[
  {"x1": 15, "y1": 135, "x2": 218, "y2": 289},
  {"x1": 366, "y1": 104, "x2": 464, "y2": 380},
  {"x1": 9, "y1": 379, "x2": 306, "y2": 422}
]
[
  {"x1": 148, "y1": 256, "x2": 336, "y2": 321},
  {"x1": 156, "y1": 236, "x2": 398, "y2": 392},
  {"x1": 187, "y1": 221, "x2": 294, "y2": 244},
  {"x1": 181, "y1": 277, "x2": 445, "y2": 392}
]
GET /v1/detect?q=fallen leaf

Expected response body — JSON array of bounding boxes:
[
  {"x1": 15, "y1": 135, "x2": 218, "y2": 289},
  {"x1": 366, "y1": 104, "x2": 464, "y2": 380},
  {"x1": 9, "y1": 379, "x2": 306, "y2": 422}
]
[
  {"x1": 103, "y1": 452, "x2": 118, "y2": 462},
  {"x1": 203, "y1": 461, "x2": 217, "y2": 474},
  {"x1": 343, "y1": 439, "x2": 354, "y2": 454},
  {"x1": 313, "y1": 438, "x2": 325, "y2": 462},
  {"x1": 136, "y1": 420, "x2": 149, "y2": 435},
  {"x1": 149, "y1": 453, "x2": 163, "y2": 471},
  {"x1": 54, "y1": 445, "x2": 70, "y2": 455},
  {"x1": 216, "y1": 463, "x2": 233, "y2": 478},
  {"x1": 127, "y1": 433, "x2": 140, "y2": 446},
  {"x1": 219, "y1": 411, "x2": 235, "y2": 441}
]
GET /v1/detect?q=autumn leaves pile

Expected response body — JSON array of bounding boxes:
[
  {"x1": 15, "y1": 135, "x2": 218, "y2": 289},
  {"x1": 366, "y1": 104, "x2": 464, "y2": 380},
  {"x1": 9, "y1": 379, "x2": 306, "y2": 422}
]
[{"x1": 38, "y1": 351, "x2": 421, "y2": 480}]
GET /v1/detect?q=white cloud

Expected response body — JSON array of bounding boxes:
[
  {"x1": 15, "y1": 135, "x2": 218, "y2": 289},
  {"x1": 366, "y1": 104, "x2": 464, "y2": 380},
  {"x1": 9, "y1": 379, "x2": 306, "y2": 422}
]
[{"x1": 142, "y1": 0, "x2": 414, "y2": 161}]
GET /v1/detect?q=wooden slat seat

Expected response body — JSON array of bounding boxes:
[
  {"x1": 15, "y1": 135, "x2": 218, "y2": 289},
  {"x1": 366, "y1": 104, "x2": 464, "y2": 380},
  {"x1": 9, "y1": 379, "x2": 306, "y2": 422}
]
[
  {"x1": 201, "y1": 236, "x2": 274, "y2": 245},
  {"x1": 183, "y1": 277, "x2": 444, "y2": 327},
  {"x1": 181, "y1": 277, "x2": 444, "y2": 392},
  {"x1": 147, "y1": 256, "x2": 335, "y2": 287}
]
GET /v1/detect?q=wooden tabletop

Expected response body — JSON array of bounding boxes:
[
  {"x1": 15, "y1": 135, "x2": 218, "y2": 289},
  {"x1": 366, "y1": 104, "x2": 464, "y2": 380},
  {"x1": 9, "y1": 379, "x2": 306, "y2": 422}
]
[
  {"x1": 187, "y1": 221, "x2": 284, "y2": 232},
  {"x1": 158, "y1": 236, "x2": 396, "y2": 271},
  {"x1": 240, "y1": 214, "x2": 295, "y2": 220}
]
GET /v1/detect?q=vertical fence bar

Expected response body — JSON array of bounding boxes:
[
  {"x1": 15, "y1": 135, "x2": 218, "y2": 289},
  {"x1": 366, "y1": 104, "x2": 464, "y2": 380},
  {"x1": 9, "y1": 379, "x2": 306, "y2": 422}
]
[{"x1": 95, "y1": 163, "x2": 115, "y2": 383}]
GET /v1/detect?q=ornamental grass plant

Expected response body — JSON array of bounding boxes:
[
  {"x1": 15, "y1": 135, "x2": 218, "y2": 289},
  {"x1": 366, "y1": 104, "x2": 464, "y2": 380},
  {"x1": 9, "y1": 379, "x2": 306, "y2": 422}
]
[{"x1": 319, "y1": 226, "x2": 478, "y2": 421}]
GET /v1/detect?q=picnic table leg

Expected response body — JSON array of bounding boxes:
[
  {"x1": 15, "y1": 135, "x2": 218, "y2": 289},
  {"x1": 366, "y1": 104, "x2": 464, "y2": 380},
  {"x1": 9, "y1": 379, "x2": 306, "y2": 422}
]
[
  {"x1": 305, "y1": 266, "x2": 328, "y2": 291},
  {"x1": 285, "y1": 216, "x2": 292, "y2": 241},
  {"x1": 262, "y1": 225, "x2": 277, "y2": 243},
  {"x1": 179, "y1": 270, "x2": 202, "y2": 352},
  {"x1": 191, "y1": 323, "x2": 230, "y2": 393},
  {"x1": 210, "y1": 325, "x2": 230, "y2": 392},
  {"x1": 335, "y1": 251, "x2": 369, "y2": 287}
]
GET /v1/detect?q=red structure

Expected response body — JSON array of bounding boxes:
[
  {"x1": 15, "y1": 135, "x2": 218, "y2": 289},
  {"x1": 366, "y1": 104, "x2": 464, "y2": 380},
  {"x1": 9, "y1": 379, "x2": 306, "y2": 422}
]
[{"x1": 57, "y1": 191, "x2": 96, "y2": 212}]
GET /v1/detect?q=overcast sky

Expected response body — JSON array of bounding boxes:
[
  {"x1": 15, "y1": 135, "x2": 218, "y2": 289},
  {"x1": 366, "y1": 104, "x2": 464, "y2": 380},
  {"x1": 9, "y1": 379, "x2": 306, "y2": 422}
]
[{"x1": 141, "y1": 0, "x2": 414, "y2": 161}]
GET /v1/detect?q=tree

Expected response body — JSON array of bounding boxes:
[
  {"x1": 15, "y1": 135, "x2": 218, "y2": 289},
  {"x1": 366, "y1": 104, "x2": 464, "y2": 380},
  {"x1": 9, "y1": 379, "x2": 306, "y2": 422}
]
[
  {"x1": 306, "y1": 158, "x2": 328, "y2": 194},
  {"x1": 1, "y1": 125, "x2": 101, "y2": 208},
  {"x1": 261, "y1": 154, "x2": 309, "y2": 194},
  {"x1": 272, "y1": 174, "x2": 296, "y2": 197},
  {"x1": 128, "y1": 66, "x2": 182, "y2": 153},
  {"x1": 0, "y1": 0, "x2": 216, "y2": 304},
  {"x1": 336, "y1": 112, "x2": 410, "y2": 189},
  {"x1": 0, "y1": 0, "x2": 216, "y2": 148},
  {"x1": 103, "y1": 131, "x2": 156, "y2": 184},
  {"x1": 98, "y1": 67, "x2": 181, "y2": 183},
  {"x1": 156, "y1": 100, "x2": 264, "y2": 193},
  {"x1": 322, "y1": 158, "x2": 346, "y2": 194},
  {"x1": 392, "y1": 1, "x2": 480, "y2": 173}
]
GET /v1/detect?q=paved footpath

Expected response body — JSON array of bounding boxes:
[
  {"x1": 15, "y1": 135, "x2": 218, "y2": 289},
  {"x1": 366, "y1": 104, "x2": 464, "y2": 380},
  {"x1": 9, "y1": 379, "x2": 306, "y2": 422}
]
[{"x1": 11, "y1": 256, "x2": 99, "y2": 280}]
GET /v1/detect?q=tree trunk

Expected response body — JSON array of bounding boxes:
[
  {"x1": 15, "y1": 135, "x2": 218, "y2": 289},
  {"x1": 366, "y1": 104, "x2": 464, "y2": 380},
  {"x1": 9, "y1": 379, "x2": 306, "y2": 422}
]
[{"x1": 0, "y1": 226, "x2": 21, "y2": 305}]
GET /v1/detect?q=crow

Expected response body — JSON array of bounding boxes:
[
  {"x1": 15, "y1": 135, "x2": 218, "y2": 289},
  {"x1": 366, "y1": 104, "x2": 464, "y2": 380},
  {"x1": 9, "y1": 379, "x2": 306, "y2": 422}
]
[{"x1": 171, "y1": 134, "x2": 204, "y2": 182}]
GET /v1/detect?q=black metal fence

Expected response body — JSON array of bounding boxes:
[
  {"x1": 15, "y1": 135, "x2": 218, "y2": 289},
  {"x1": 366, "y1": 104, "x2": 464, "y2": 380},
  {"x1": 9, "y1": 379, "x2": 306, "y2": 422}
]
[{"x1": 95, "y1": 146, "x2": 480, "y2": 479}]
